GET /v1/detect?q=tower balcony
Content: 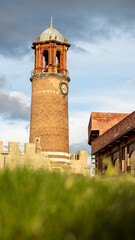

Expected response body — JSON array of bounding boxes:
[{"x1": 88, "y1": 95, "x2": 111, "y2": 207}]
[{"x1": 31, "y1": 67, "x2": 68, "y2": 76}]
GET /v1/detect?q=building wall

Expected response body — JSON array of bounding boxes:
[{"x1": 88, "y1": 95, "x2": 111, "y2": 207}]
[
  {"x1": 95, "y1": 134, "x2": 135, "y2": 174},
  {"x1": 88, "y1": 111, "x2": 135, "y2": 175},
  {"x1": 91, "y1": 111, "x2": 135, "y2": 154},
  {"x1": 88, "y1": 112, "x2": 129, "y2": 143}
]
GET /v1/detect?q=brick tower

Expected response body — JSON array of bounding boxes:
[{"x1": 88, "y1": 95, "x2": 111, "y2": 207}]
[{"x1": 30, "y1": 18, "x2": 71, "y2": 162}]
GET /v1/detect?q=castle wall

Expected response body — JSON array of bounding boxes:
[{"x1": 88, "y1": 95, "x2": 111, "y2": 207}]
[
  {"x1": 0, "y1": 142, "x2": 87, "y2": 175},
  {"x1": 21, "y1": 143, "x2": 50, "y2": 170},
  {"x1": 70, "y1": 151, "x2": 88, "y2": 176}
]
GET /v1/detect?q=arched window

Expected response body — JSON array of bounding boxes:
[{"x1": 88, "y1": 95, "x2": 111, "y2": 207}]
[
  {"x1": 130, "y1": 150, "x2": 135, "y2": 176},
  {"x1": 43, "y1": 50, "x2": 48, "y2": 72},
  {"x1": 56, "y1": 51, "x2": 60, "y2": 73}
]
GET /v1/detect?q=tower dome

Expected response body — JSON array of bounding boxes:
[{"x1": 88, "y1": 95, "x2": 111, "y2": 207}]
[
  {"x1": 40, "y1": 27, "x2": 64, "y2": 43},
  {"x1": 39, "y1": 17, "x2": 64, "y2": 43}
]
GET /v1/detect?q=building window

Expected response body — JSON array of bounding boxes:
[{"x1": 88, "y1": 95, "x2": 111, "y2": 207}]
[
  {"x1": 56, "y1": 51, "x2": 60, "y2": 73},
  {"x1": 43, "y1": 50, "x2": 48, "y2": 72}
]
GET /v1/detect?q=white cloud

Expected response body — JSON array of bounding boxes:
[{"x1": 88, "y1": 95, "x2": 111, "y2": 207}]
[
  {"x1": 0, "y1": 118, "x2": 29, "y2": 151},
  {"x1": 0, "y1": 89, "x2": 30, "y2": 121},
  {"x1": 68, "y1": 32, "x2": 135, "y2": 81},
  {"x1": 0, "y1": 53, "x2": 33, "y2": 76},
  {"x1": 69, "y1": 91, "x2": 135, "y2": 153},
  {"x1": 69, "y1": 111, "x2": 90, "y2": 145},
  {"x1": 128, "y1": 78, "x2": 135, "y2": 85},
  {"x1": 70, "y1": 92, "x2": 135, "y2": 112},
  {"x1": 0, "y1": 53, "x2": 33, "y2": 96}
]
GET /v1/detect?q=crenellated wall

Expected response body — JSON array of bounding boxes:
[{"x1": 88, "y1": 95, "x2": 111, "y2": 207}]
[
  {"x1": 0, "y1": 141, "x2": 87, "y2": 175},
  {"x1": 0, "y1": 142, "x2": 50, "y2": 170}
]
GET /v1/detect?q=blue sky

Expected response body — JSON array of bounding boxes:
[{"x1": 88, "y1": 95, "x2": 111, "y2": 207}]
[{"x1": 0, "y1": 0, "x2": 135, "y2": 155}]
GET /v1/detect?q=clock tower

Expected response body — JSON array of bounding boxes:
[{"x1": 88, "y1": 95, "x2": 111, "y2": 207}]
[{"x1": 30, "y1": 18, "x2": 71, "y2": 162}]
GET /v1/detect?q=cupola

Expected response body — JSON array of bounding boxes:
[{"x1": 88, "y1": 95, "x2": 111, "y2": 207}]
[{"x1": 32, "y1": 17, "x2": 70, "y2": 75}]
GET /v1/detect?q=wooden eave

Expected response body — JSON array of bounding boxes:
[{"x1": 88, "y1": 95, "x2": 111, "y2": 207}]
[
  {"x1": 92, "y1": 127, "x2": 135, "y2": 155},
  {"x1": 88, "y1": 129, "x2": 99, "y2": 145}
]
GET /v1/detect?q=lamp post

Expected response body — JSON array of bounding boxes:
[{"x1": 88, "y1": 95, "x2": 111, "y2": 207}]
[{"x1": 1, "y1": 152, "x2": 9, "y2": 169}]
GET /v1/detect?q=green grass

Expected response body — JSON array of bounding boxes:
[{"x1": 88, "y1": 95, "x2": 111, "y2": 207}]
[{"x1": 0, "y1": 168, "x2": 135, "y2": 240}]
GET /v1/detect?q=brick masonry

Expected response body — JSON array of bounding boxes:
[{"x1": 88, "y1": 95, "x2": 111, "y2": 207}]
[
  {"x1": 30, "y1": 72, "x2": 70, "y2": 154},
  {"x1": 88, "y1": 112, "x2": 129, "y2": 144},
  {"x1": 91, "y1": 111, "x2": 135, "y2": 154},
  {"x1": 88, "y1": 111, "x2": 135, "y2": 174}
]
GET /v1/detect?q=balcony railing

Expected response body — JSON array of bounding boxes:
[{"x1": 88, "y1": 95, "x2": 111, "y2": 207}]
[{"x1": 31, "y1": 67, "x2": 69, "y2": 76}]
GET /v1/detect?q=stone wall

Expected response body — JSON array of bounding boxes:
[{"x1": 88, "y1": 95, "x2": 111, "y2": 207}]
[
  {"x1": 70, "y1": 151, "x2": 88, "y2": 176},
  {"x1": 0, "y1": 142, "x2": 50, "y2": 170},
  {"x1": 0, "y1": 142, "x2": 87, "y2": 175}
]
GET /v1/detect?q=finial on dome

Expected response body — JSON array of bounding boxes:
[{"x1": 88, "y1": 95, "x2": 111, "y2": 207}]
[{"x1": 50, "y1": 17, "x2": 53, "y2": 28}]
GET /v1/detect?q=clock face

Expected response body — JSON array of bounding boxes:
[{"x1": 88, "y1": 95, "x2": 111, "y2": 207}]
[{"x1": 60, "y1": 82, "x2": 68, "y2": 95}]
